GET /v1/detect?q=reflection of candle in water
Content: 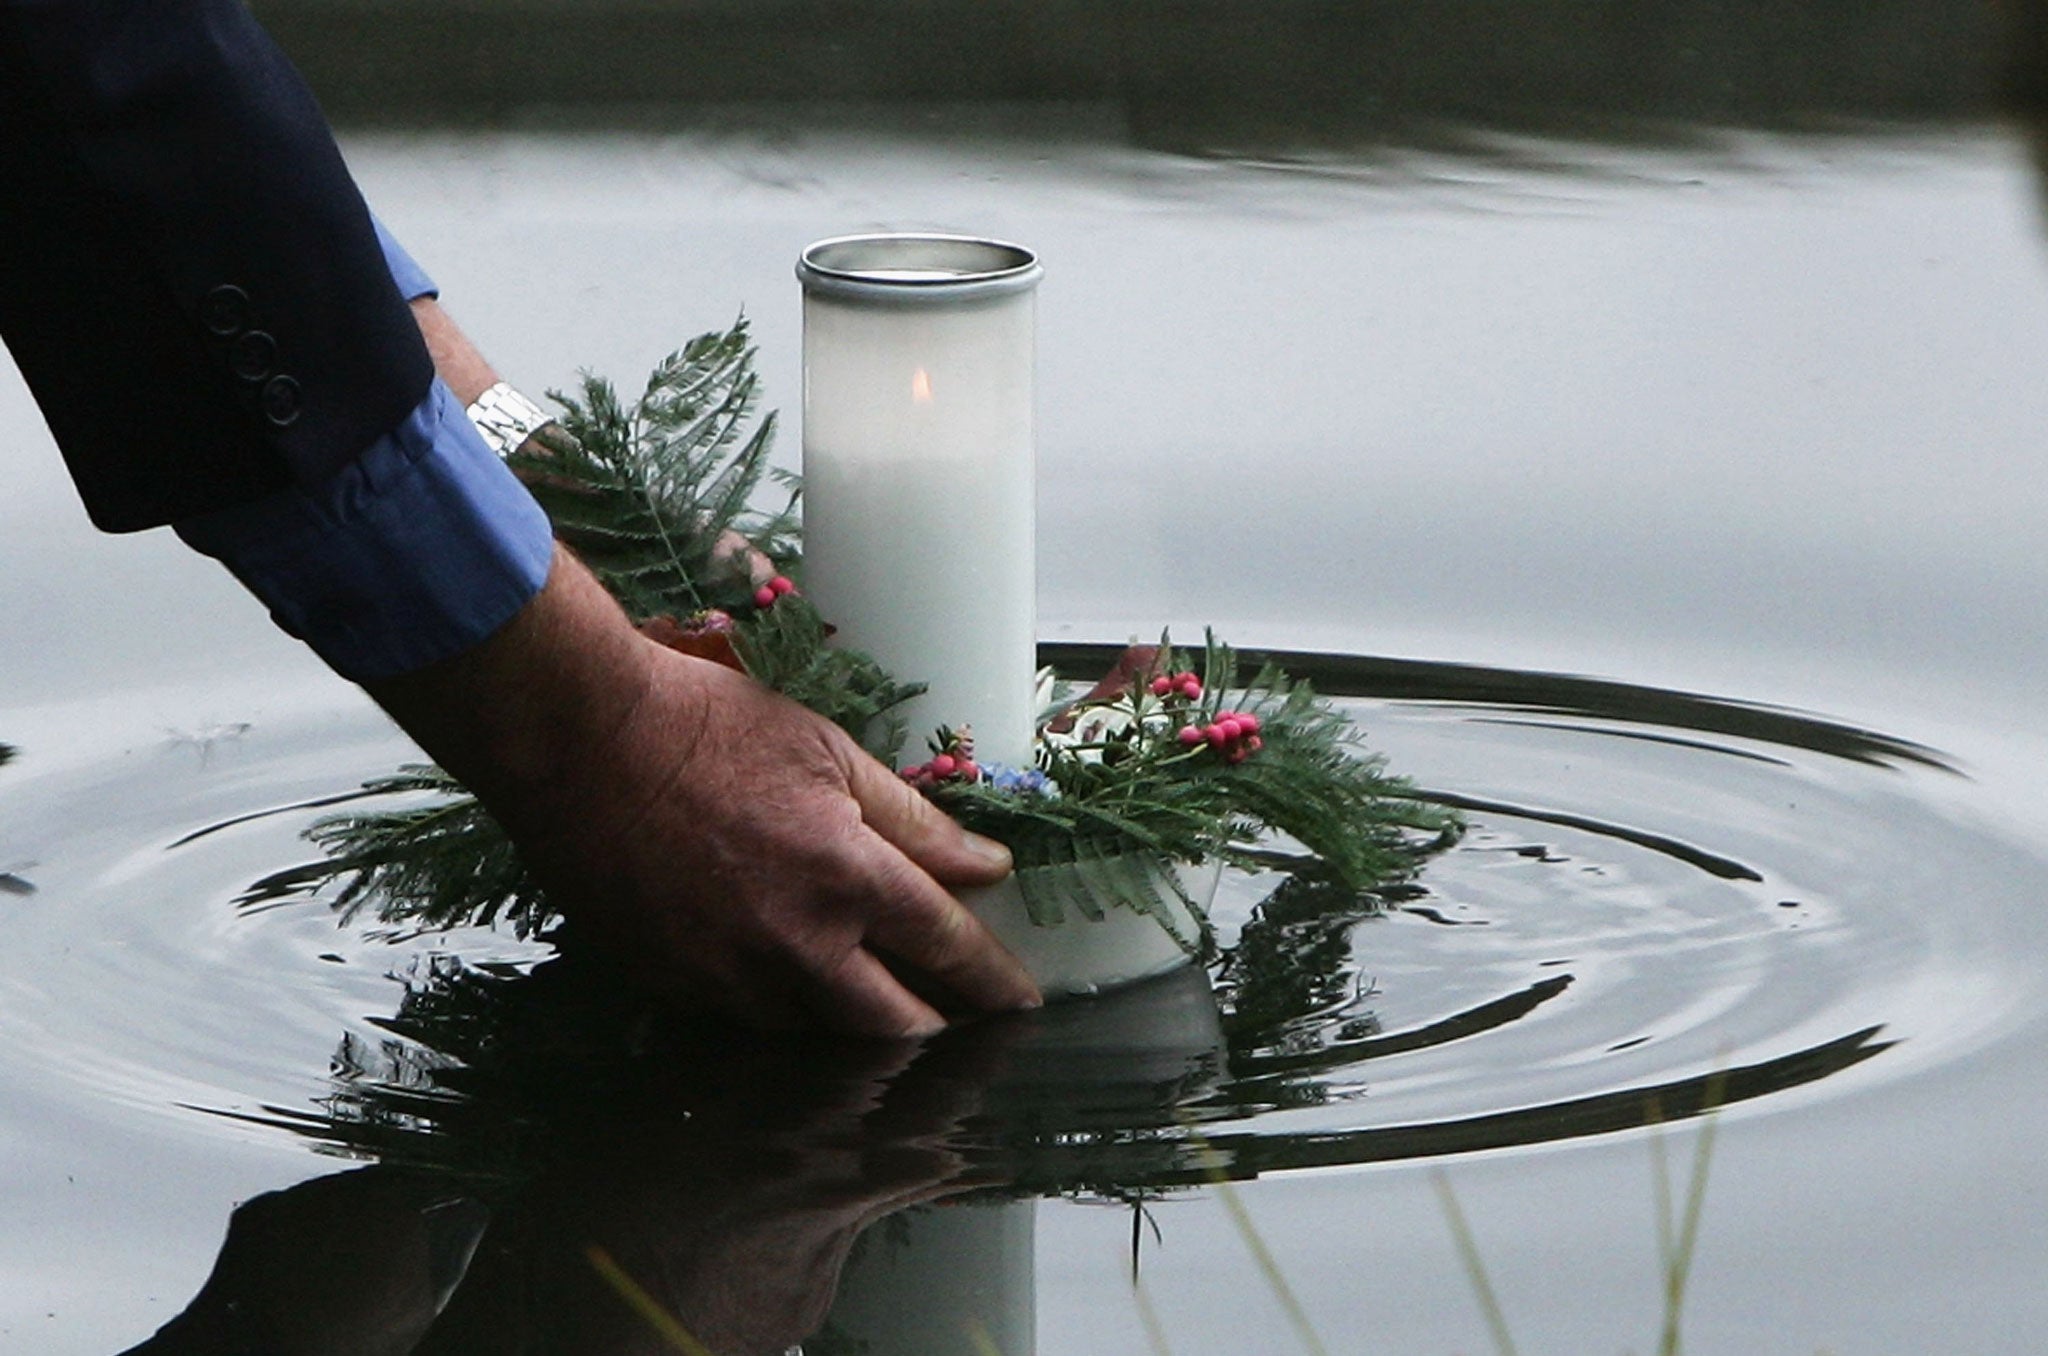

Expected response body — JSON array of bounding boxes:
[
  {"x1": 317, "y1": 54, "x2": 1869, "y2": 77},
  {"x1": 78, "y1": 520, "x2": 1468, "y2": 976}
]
[
  {"x1": 798, "y1": 235, "x2": 1042, "y2": 768},
  {"x1": 823, "y1": 1199, "x2": 1035, "y2": 1354}
]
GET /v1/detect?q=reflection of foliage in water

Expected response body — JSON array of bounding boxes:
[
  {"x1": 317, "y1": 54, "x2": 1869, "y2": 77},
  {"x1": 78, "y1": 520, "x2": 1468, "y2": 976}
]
[
  {"x1": 213, "y1": 950, "x2": 1033, "y2": 1354},
  {"x1": 288, "y1": 947, "x2": 734, "y2": 1177},
  {"x1": 278, "y1": 2, "x2": 2012, "y2": 147},
  {"x1": 253, "y1": 854, "x2": 1391, "y2": 1195},
  {"x1": 1216, "y1": 860, "x2": 1394, "y2": 1069},
  {"x1": 234, "y1": 841, "x2": 1892, "y2": 1228}
]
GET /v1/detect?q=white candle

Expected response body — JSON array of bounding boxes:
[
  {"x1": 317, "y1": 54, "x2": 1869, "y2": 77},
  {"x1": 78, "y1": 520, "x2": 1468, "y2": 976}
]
[{"x1": 797, "y1": 235, "x2": 1041, "y2": 768}]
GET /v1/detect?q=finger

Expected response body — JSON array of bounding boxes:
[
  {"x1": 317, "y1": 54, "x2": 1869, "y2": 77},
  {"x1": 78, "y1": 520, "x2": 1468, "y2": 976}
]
[
  {"x1": 842, "y1": 747, "x2": 1013, "y2": 886},
  {"x1": 805, "y1": 942, "x2": 951, "y2": 1040},
  {"x1": 711, "y1": 528, "x2": 777, "y2": 586},
  {"x1": 859, "y1": 848, "x2": 1041, "y2": 1014}
]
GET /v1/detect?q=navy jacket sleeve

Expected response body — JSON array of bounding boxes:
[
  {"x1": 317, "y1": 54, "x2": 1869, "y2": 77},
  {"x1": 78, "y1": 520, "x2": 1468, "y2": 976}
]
[
  {"x1": 0, "y1": 1, "x2": 556, "y2": 680},
  {"x1": 0, "y1": 0, "x2": 433, "y2": 532}
]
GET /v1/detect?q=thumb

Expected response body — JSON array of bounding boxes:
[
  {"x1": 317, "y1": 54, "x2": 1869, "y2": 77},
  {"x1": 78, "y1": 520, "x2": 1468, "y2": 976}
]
[{"x1": 843, "y1": 748, "x2": 1013, "y2": 887}]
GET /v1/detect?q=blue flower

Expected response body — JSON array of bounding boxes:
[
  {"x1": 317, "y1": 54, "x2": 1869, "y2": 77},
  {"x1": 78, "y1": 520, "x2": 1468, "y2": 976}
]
[{"x1": 979, "y1": 762, "x2": 1059, "y2": 799}]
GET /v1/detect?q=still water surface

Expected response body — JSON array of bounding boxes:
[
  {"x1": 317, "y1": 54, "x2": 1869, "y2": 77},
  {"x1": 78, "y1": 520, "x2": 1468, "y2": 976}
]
[{"x1": 7, "y1": 11, "x2": 2048, "y2": 1352}]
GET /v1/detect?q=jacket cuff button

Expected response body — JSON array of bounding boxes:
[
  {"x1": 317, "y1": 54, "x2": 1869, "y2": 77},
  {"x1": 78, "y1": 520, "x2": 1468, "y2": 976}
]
[
  {"x1": 202, "y1": 284, "x2": 251, "y2": 337},
  {"x1": 260, "y1": 375, "x2": 303, "y2": 427},
  {"x1": 230, "y1": 330, "x2": 277, "y2": 382}
]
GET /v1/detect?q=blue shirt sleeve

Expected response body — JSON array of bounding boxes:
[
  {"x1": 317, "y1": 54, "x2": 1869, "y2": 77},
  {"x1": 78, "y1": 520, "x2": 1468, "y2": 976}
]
[
  {"x1": 372, "y1": 215, "x2": 439, "y2": 302},
  {"x1": 174, "y1": 379, "x2": 556, "y2": 682}
]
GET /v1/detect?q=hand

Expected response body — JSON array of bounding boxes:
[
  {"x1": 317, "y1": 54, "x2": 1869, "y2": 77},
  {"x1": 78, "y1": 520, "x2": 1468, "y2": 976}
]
[
  {"x1": 367, "y1": 546, "x2": 1040, "y2": 1037},
  {"x1": 520, "y1": 638, "x2": 1038, "y2": 1034}
]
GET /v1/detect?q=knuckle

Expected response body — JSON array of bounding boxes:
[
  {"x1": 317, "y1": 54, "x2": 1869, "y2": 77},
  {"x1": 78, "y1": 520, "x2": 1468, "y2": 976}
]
[{"x1": 912, "y1": 899, "x2": 979, "y2": 975}]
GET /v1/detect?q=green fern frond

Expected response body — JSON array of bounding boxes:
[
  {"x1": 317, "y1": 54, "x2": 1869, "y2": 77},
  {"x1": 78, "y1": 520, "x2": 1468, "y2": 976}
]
[
  {"x1": 243, "y1": 766, "x2": 550, "y2": 938},
  {"x1": 513, "y1": 317, "x2": 798, "y2": 621},
  {"x1": 730, "y1": 594, "x2": 921, "y2": 765}
]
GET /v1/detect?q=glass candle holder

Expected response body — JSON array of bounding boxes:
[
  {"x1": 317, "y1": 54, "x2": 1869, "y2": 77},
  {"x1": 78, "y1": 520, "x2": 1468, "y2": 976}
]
[{"x1": 796, "y1": 233, "x2": 1042, "y2": 768}]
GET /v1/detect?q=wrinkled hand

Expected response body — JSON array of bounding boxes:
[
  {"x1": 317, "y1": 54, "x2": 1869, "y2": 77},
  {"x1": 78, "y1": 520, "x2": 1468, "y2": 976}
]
[
  {"x1": 524, "y1": 644, "x2": 1036, "y2": 1034},
  {"x1": 368, "y1": 547, "x2": 1039, "y2": 1037}
]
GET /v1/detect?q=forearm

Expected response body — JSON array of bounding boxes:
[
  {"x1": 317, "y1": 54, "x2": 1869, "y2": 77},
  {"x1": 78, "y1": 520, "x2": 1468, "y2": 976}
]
[
  {"x1": 371, "y1": 216, "x2": 500, "y2": 410},
  {"x1": 360, "y1": 543, "x2": 658, "y2": 812},
  {"x1": 410, "y1": 297, "x2": 500, "y2": 408}
]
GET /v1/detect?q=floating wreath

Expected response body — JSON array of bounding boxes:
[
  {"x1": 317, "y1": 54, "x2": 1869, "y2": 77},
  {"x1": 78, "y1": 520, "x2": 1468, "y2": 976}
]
[{"x1": 245, "y1": 320, "x2": 1459, "y2": 947}]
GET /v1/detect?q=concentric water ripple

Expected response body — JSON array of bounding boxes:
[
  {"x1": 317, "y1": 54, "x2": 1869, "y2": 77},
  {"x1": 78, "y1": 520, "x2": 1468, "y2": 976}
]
[{"x1": 1, "y1": 654, "x2": 2042, "y2": 1191}]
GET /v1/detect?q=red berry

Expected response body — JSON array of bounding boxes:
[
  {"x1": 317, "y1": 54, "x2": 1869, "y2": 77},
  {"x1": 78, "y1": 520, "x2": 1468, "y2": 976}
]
[
  {"x1": 1237, "y1": 712, "x2": 1261, "y2": 736},
  {"x1": 1216, "y1": 717, "x2": 1244, "y2": 741},
  {"x1": 929, "y1": 753, "x2": 957, "y2": 777},
  {"x1": 1205, "y1": 724, "x2": 1229, "y2": 748},
  {"x1": 901, "y1": 766, "x2": 920, "y2": 781},
  {"x1": 753, "y1": 585, "x2": 778, "y2": 608},
  {"x1": 957, "y1": 760, "x2": 980, "y2": 782},
  {"x1": 1149, "y1": 675, "x2": 1174, "y2": 697},
  {"x1": 770, "y1": 575, "x2": 796, "y2": 595},
  {"x1": 1226, "y1": 747, "x2": 1249, "y2": 765},
  {"x1": 1178, "y1": 678, "x2": 1203, "y2": 700},
  {"x1": 1177, "y1": 724, "x2": 1204, "y2": 748},
  {"x1": 1247, "y1": 735, "x2": 1264, "y2": 752}
]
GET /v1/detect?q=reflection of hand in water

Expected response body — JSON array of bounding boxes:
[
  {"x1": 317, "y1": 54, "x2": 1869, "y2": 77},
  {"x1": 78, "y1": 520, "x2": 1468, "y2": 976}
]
[
  {"x1": 124, "y1": 939, "x2": 1236, "y2": 1354},
  {"x1": 416, "y1": 1033, "x2": 1012, "y2": 1355},
  {"x1": 124, "y1": 999, "x2": 1016, "y2": 1356}
]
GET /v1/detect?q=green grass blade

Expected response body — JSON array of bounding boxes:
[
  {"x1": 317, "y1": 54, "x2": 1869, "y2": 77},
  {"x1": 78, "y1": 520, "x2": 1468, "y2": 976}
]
[
  {"x1": 1173, "y1": 1119, "x2": 1331, "y2": 1356},
  {"x1": 1132, "y1": 1275, "x2": 1177, "y2": 1356},
  {"x1": 585, "y1": 1245, "x2": 718, "y2": 1355},
  {"x1": 1657, "y1": 1098, "x2": 1722, "y2": 1356},
  {"x1": 1212, "y1": 1177, "x2": 1331, "y2": 1356},
  {"x1": 965, "y1": 1318, "x2": 1007, "y2": 1356},
  {"x1": 1431, "y1": 1170, "x2": 1520, "y2": 1356}
]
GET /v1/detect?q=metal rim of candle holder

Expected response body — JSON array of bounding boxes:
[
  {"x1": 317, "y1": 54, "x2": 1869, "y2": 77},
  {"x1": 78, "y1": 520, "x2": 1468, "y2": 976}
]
[{"x1": 796, "y1": 233, "x2": 1042, "y2": 305}]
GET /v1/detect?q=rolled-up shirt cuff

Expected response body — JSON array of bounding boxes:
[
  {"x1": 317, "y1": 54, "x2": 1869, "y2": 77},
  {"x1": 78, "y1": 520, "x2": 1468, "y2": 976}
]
[
  {"x1": 372, "y1": 214, "x2": 439, "y2": 302},
  {"x1": 175, "y1": 380, "x2": 555, "y2": 682}
]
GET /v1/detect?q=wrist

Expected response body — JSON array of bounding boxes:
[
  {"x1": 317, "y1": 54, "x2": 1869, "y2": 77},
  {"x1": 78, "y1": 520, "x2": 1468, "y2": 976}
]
[
  {"x1": 408, "y1": 297, "x2": 499, "y2": 406},
  {"x1": 465, "y1": 381, "x2": 557, "y2": 459},
  {"x1": 363, "y1": 545, "x2": 666, "y2": 813}
]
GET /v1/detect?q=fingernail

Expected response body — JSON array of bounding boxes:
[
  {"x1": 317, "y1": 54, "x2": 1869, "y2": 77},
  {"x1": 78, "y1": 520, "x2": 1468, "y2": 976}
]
[{"x1": 963, "y1": 832, "x2": 1012, "y2": 872}]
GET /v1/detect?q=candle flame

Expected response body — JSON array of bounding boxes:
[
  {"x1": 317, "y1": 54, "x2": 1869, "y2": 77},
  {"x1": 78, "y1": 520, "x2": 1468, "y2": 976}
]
[{"x1": 911, "y1": 367, "x2": 934, "y2": 404}]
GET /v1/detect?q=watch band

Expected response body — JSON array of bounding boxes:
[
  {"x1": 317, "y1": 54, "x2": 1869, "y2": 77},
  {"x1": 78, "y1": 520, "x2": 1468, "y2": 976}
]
[{"x1": 465, "y1": 381, "x2": 555, "y2": 458}]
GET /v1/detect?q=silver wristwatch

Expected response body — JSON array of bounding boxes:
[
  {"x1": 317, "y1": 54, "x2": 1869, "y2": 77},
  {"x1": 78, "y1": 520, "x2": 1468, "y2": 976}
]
[{"x1": 465, "y1": 381, "x2": 555, "y2": 457}]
